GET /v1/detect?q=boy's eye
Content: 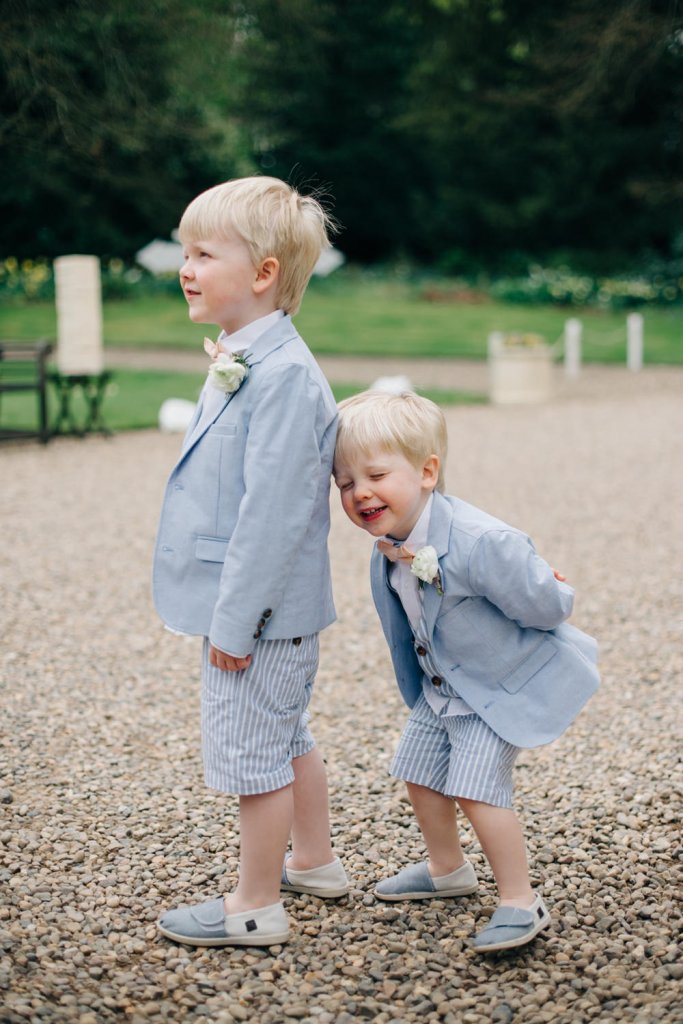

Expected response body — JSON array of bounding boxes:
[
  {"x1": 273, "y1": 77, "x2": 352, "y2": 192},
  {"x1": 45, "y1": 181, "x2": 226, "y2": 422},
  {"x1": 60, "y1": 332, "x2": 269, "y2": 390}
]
[
  {"x1": 370, "y1": 473, "x2": 386, "y2": 481},
  {"x1": 337, "y1": 481, "x2": 353, "y2": 491}
]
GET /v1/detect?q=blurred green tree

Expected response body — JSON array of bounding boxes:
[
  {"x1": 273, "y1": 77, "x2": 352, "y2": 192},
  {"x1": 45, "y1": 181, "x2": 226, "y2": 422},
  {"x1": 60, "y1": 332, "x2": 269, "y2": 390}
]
[
  {"x1": 0, "y1": 0, "x2": 252, "y2": 258},
  {"x1": 1, "y1": 0, "x2": 680, "y2": 266},
  {"x1": 406, "y1": 0, "x2": 683, "y2": 267},
  {"x1": 233, "y1": 0, "x2": 427, "y2": 260},
  {"x1": 236, "y1": 0, "x2": 682, "y2": 266}
]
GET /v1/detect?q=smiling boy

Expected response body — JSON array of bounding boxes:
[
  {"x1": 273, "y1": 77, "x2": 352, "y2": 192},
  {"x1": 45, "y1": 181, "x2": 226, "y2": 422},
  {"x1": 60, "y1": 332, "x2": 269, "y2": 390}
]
[
  {"x1": 153, "y1": 177, "x2": 349, "y2": 948},
  {"x1": 334, "y1": 390, "x2": 599, "y2": 952}
]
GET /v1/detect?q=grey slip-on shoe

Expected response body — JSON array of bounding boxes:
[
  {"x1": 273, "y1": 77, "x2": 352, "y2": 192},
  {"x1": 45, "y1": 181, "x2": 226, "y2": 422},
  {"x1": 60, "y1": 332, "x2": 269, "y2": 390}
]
[
  {"x1": 374, "y1": 860, "x2": 478, "y2": 901},
  {"x1": 157, "y1": 896, "x2": 289, "y2": 947}
]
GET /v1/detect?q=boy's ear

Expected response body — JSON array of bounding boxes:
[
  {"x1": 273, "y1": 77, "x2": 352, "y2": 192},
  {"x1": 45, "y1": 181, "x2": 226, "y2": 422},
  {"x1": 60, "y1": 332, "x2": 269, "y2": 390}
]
[
  {"x1": 253, "y1": 256, "x2": 280, "y2": 295},
  {"x1": 422, "y1": 454, "x2": 440, "y2": 491}
]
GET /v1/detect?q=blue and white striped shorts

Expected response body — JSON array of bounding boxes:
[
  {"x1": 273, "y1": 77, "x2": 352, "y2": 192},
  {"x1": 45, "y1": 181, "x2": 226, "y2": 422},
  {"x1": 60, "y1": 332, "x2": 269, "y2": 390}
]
[
  {"x1": 201, "y1": 634, "x2": 318, "y2": 796},
  {"x1": 391, "y1": 693, "x2": 520, "y2": 808}
]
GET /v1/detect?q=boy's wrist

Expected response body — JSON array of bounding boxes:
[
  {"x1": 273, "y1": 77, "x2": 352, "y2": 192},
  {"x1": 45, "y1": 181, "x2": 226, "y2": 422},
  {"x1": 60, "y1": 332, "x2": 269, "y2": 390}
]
[{"x1": 211, "y1": 641, "x2": 248, "y2": 660}]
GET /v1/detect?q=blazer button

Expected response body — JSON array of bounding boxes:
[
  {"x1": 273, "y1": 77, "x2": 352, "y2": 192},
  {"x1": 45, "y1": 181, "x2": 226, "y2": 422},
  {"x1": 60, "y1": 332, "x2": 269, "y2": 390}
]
[
  {"x1": 431, "y1": 676, "x2": 442, "y2": 687},
  {"x1": 257, "y1": 618, "x2": 266, "y2": 628},
  {"x1": 253, "y1": 629, "x2": 262, "y2": 639},
  {"x1": 416, "y1": 645, "x2": 427, "y2": 657},
  {"x1": 292, "y1": 637, "x2": 302, "y2": 646},
  {"x1": 263, "y1": 609, "x2": 273, "y2": 618}
]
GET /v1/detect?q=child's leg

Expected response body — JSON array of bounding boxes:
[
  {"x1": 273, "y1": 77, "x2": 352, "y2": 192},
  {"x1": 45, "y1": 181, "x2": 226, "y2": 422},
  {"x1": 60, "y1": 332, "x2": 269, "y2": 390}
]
[
  {"x1": 226, "y1": 784, "x2": 294, "y2": 915},
  {"x1": 457, "y1": 797, "x2": 534, "y2": 908},
  {"x1": 288, "y1": 747, "x2": 335, "y2": 869},
  {"x1": 406, "y1": 781, "x2": 467, "y2": 877}
]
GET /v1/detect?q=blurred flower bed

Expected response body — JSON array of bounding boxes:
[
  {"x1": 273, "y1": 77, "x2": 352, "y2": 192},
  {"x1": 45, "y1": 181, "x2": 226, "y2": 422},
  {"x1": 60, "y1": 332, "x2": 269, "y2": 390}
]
[
  {"x1": 0, "y1": 258, "x2": 181, "y2": 302},
  {"x1": 487, "y1": 259, "x2": 683, "y2": 310},
  {"x1": 1, "y1": 255, "x2": 682, "y2": 310}
]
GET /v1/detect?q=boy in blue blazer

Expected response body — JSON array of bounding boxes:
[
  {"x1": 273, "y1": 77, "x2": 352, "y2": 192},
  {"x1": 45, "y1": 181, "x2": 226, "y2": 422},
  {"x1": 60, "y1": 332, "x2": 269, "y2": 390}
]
[
  {"x1": 334, "y1": 390, "x2": 599, "y2": 952},
  {"x1": 153, "y1": 177, "x2": 348, "y2": 948}
]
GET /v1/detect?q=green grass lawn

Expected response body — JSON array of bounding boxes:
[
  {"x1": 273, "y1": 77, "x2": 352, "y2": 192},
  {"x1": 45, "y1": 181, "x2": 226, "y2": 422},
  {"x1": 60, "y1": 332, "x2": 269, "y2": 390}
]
[
  {"x1": 1, "y1": 275, "x2": 681, "y2": 363},
  {"x1": 0, "y1": 369, "x2": 484, "y2": 436}
]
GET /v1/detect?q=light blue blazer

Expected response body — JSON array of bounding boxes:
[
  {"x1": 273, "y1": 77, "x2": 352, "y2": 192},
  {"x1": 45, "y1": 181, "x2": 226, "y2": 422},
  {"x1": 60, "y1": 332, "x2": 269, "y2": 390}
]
[
  {"x1": 370, "y1": 491, "x2": 599, "y2": 748},
  {"x1": 153, "y1": 316, "x2": 337, "y2": 656}
]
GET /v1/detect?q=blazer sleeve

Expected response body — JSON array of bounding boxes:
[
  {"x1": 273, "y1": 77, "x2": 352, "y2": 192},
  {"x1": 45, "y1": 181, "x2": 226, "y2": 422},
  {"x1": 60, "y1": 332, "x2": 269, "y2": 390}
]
[
  {"x1": 467, "y1": 529, "x2": 575, "y2": 631},
  {"x1": 208, "y1": 361, "x2": 332, "y2": 655}
]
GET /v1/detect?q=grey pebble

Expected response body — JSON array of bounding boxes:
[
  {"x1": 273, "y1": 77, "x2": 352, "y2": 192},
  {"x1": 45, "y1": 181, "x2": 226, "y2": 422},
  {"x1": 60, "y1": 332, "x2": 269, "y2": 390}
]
[{"x1": 1, "y1": 367, "x2": 681, "y2": 1023}]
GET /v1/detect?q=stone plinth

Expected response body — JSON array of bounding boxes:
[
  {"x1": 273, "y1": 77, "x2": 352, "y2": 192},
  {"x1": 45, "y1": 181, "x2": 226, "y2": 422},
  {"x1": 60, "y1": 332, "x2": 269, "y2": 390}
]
[
  {"x1": 54, "y1": 255, "x2": 104, "y2": 376},
  {"x1": 488, "y1": 332, "x2": 554, "y2": 404}
]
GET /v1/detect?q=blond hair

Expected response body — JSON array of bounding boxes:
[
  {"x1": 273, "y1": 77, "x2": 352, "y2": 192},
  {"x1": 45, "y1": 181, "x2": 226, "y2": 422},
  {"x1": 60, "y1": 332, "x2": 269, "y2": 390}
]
[
  {"x1": 178, "y1": 176, "x2": 334, "y2": 315},
  {"x1": 335, "y1": 390, "x2": 448, "y2": 492}
]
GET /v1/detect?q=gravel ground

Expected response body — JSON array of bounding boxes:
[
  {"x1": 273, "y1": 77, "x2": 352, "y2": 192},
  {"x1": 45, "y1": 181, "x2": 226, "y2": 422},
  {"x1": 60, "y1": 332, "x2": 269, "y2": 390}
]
[{"x1": 1, "y1": 365, "x2": 681, "y2": 1024}]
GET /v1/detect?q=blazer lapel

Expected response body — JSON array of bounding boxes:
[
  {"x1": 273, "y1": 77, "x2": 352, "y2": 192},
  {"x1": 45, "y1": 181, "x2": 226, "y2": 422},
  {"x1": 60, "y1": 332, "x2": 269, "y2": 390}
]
[
  {"x1": 175, "y1": 316, "x2": 298, "y2": 467},
  {"x1": 180, "y1": 389, "x2": 235, "y2": 460},
  {"x1": 420, "y1": 492, "x2": 452, "y2": 638}
]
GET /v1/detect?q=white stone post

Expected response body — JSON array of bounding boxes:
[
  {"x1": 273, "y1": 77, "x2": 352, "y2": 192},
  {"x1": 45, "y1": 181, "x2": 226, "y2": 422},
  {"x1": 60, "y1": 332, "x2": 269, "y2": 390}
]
[
  {"x1": 564, "y1": 318, "x2": 582, "y2": 378},
  {"x1": 488, "y1": 332, "x2": 554, "y2": 404},
  {"x1": 487, "y1": 331, "x2": 505, "y2": 359},
  {"x1": 626, "y1": 313, "x2": 644, "y2": 372},
  {"x1": 54, "y1": 255, "x2": 104, "y2": 375}
]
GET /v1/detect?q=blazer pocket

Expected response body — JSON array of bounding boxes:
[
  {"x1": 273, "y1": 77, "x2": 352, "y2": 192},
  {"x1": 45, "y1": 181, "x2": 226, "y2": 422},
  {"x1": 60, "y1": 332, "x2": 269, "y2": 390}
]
[
  {"x1": 208, "y1": 422, "x2": 237, "y2": 436},
  {"x1": 498, "y1": 638, "x2": 557, "y2": 694},
  {"x1": 195, "y1": 535, "x2": 229, "y2": 562}
]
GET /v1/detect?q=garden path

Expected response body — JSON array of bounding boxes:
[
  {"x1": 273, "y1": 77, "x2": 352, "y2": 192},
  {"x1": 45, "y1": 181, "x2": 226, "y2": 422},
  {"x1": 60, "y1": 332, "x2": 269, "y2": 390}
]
[
  {"x1": 1, "y1": 367, "x2": 681, "y2": 1021},
  {"x1": 105, "y1": 345, "x2": 683, "y2": 400}
]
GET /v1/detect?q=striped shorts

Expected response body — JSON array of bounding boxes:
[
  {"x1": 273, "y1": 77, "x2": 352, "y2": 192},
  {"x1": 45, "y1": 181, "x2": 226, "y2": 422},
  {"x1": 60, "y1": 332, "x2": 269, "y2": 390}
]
[
  {"x1": 391, "y1": 692, "x2": 520, "y2": 808},
  {"x1": 200, "y1": 634, "x2": 318, "y2": 796}
]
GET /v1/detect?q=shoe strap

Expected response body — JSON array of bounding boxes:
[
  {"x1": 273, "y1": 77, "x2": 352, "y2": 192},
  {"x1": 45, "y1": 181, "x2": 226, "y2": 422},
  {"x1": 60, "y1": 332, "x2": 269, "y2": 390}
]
[{"x1": 487, "y1": 900, "x2": 547, "y2": 930}]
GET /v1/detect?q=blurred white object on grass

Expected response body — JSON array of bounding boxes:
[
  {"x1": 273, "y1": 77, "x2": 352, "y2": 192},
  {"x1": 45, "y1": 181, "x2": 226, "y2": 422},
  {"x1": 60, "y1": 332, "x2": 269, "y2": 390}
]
[
  {"x1": 159, "y1": 399, "x2": 197, "y2": 433},
  {"x1": 313, "y1": 247, "x2": 345, "y2": 277},
  {"x1": 136, "y1": 239, "x2": 184, "y2": 275},
  {"x1": 371, "y1": 375, "x2": 414, "y2": 395}
]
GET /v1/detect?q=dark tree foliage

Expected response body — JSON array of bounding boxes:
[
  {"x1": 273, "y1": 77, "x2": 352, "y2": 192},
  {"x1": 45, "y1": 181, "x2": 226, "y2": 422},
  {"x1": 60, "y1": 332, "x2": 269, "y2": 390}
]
[
  {"x1": 237, "y1": 0, "x2": 683, "y2": 266},
  {"x1": 0, "y1": 0, "x2": 247, "y2": 258},
  {"x1": 405, "y1": 0, "x2": 683, "y2": 266},
  {"x1": 1, "y1": 0, "x2": 681, "y2": 265},
  {"x1": 234, "y1": 0, "x2": 428, "y2": 260}
]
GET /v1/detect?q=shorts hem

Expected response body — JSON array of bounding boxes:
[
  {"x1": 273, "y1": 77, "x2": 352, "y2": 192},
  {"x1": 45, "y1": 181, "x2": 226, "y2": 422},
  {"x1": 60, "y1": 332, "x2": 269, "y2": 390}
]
[
  {"x1": 205, "y1": 765, "x2": 295, "y2": 796},
  {"x1": 204, "y1": 738, "x2": 316, "y2": 796},
  {"x1": 390, "y1": 762, "x2": 514, "y2": 809},
  {"x1": 290, "y1": 737, "x2": 316, "y2": 761}
]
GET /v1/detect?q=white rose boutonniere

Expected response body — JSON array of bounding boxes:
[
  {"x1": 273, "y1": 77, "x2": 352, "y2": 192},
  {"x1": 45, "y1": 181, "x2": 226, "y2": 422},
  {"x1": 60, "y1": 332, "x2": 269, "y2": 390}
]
[
  {"x1": 410, "y1": 545, "x2": 444, "y2": 595},
  {"x1": 207, "y1": 351, "x2": 249, "y2": 394}
]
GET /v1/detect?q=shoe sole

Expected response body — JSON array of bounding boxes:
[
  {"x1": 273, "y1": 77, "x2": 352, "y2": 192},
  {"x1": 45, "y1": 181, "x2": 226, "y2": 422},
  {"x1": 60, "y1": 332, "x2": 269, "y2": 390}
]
[
  {"x1": 374, "y1": 883, "x2": 479, "y2": 901},
  {"x1": 471, "y1": 911, "x2": 551, "y2": 953},
  {"x1": 280, "y1": 883, "x2": 350, "y2": 898},
  {"x1": 157, "y1": 923, "x2": 290, "y2": 947}
]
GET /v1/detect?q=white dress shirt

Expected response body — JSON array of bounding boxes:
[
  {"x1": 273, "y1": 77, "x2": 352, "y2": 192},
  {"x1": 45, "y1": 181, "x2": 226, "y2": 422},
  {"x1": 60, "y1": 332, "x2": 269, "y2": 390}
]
[
  {"x1": 190, "y1": 310, "x2": 285, "y2": 442},
  {"x1": 383, "y1": 494, "x2": 473, "y2": 719}
]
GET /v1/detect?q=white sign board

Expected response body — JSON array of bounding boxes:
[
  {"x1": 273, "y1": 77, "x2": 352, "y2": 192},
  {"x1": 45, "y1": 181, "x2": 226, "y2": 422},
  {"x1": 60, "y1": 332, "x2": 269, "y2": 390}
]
[
  {"x1": 136, "y1": 239, "x2": 185, "y2": 275},
  {"x1": 54, "y1": 255, "x2": 104, "y2": 375}
]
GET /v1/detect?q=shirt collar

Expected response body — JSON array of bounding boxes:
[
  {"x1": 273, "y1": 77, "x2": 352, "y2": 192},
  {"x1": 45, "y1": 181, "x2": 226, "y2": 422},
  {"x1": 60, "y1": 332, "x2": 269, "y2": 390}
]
[
  {"x1": 217, "y1": 309, "x2": 284, "y2": 355},
  {"x1": 381, "y1": 493, "x2": 434, "y2": 552}
]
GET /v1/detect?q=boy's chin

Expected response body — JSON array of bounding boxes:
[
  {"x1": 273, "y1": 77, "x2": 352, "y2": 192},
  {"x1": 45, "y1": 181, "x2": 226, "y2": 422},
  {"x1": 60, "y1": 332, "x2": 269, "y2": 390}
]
[
  {"x1": 187, "y1": 310, "x2": 209, "y2": 324},
  {"x1": 358, "y1": 518, "x2": 387, "y2": 537}
]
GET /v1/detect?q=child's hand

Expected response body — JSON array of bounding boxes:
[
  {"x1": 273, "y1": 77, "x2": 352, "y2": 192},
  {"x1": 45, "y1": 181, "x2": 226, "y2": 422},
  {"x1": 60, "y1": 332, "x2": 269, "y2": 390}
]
[
  {"x1": 209, "y1": 644, "x2": 252, "y2": 672},
  {"x1": 552, "y1": 568, "x2": 567, "y2": 582}
]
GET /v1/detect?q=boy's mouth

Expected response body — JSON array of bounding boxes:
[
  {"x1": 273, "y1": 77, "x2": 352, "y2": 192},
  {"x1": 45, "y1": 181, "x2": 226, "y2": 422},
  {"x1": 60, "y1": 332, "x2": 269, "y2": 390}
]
[{"x1": 359, "y1": 505, "x2": 387, "y2": 523}]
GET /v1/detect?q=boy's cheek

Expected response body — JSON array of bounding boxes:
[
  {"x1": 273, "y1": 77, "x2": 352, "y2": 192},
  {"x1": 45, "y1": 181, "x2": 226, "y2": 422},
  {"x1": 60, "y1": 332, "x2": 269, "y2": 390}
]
[{"x1": 339, "y1": 492, "x2": 357, "y2": 522}]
